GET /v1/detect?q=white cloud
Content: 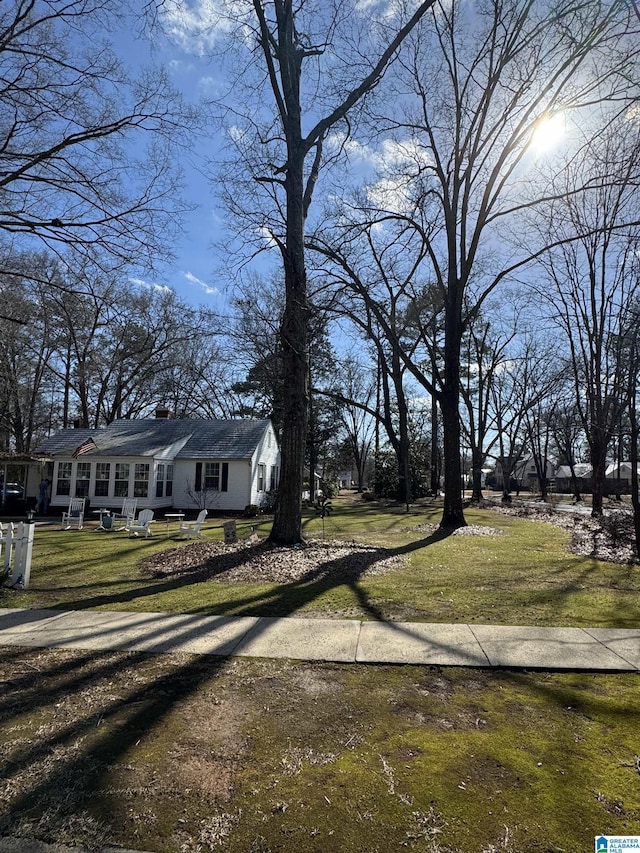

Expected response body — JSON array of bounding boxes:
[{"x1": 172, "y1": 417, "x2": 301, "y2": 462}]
[
  {"x1": 130, "y1": 276, "x2": 173, "y2": 294},
  {"x1": 326, "y1": 133, "x2": 430, "y2": 176},
  {"x1": 183, "y1": 271, "x2": 219, "y2": 295},
  {"x1": 373, "y1": 138, "x2": 430, "y2": 171},
  {"x1": 160, "y1": 0, "x2": 238, "y2": 55},
  {"x1": 366, "y1": 175, "x2": 415, "y2": 214},
  {"x1": 257, "y1": 225, "x2": 279, "y2": 250},
  {"x1": 198, "y1": 75, "x2": 224, "y2": 96},
  {"x1": 325, "y1": 132, "x2": 378, "y2": 168}
]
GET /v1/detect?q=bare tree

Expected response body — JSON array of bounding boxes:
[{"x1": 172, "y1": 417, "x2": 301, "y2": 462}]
[
  {"x1": 0, "y1": 256, "x2": 59, "y2": 450},
  {"x1": 308, "y1": 218, "x2": 432, "y2": 505},
  {"x1": 460, "y1": 311, "x2": 516, "y2": 503},
  {"x1": 0, "y1": 0, "x2": 192, "y2": 272},
  {"x1": 535, "y1": 128, "x2": 640, "y2": 516},
  {"x1": 335, "y1": 357, "x2": 376, "y2": 493},
  {"x1": 215, "y1": 0, "x2": 437, "y2": 543},
  {"x1": 2, "y1": 260, "x2": 224, "y2": 435},
  {"x1": 347, "y1": 0, "x2": 640, "y2": 527}
]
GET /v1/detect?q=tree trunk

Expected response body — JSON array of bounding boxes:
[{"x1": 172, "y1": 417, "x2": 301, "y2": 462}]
[
  {"x1": 396, "y1": 388, "x2": 411, "y2": 505},
  {"x1": 269, "y1": 151, "x2": 309, "y2": 545},
  {"x1": 591, "y1": 435, "x2": 607, "y2": 518},
  {"x1": 440, "y1": 387, "x2": 465, "y2": 525},
  {"x1": 628, "y1": 355, "x2": 640, "y2": 560},
  {"x1": 439, "y1": 293, "x2": 466, "y2": 528},
  {"x1": 471, "y1": 447, "x2": 484, "y2": 502},
  {"x1": 567, "y1": 459, "x2": 582, "y2": 502},
  {"x1": 430, "y1": 363, "x2": 440, "y2": 496}
]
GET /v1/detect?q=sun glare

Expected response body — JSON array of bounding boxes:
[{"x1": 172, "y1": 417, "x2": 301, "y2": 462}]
[{"x1": 531, "y1": 112, "x2": 566, "y2": 154}]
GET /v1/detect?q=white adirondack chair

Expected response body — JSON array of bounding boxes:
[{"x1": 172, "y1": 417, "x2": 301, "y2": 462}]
[
  {"x1": 128, "y1": 509, "x2": 154, "y2": 538},
  {"x1": 114, "y1": 497, "x2": 137, "y2": 531},
  {"x1": 178, "y1": 509, "x2": 207, "y2": 539},
  {"x1": 61, "y1": 497, "x2": 86, "y2": 529}
]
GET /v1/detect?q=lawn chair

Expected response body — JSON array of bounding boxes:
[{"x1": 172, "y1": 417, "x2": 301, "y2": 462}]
[
  {"x1": 128, "y1": 509, "x2": 154, "y2": 538},
  {"x1": 178, "y1": 509, "x2": 207, "y2": 539},
  {"x1": 61, "y1": 497, "x2": 85, "y2": 530},
  {"x1": 114, "y1": 497, "x2": 137, "y2": 531}
]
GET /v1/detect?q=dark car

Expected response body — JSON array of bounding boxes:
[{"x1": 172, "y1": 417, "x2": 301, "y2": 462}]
[{"x1": 1, "y1": 482, "x2": 24, "y2": 498}]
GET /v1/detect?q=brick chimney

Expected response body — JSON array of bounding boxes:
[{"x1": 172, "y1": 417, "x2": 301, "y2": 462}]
[{"x1": 155, "y1": 408, "x2": 172, "y2": 419}]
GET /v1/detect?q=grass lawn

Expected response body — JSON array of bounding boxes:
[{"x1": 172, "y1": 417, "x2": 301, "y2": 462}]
[
  {"x1": 1, "y1": 647, "x2": 638, "y2": 852},
  {"x1": 1, "y1": 496, "x2": 639, "y2": 627},
  {"x1": 2, "y1": 498, "x2": 639, "y2": 852}
]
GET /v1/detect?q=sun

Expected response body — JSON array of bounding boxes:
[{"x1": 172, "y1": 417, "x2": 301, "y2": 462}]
[{"x1": 531, "y1": 112, "x2": 566, "y2": 153}]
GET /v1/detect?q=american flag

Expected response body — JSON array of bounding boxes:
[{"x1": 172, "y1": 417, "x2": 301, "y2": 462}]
[{"x1": 72, "y1": 437, "x2": 97, "y2": 458}]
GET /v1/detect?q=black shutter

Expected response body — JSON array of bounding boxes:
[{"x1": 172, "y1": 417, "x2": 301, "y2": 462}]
[
  {"x1": 221, "y1": 462, "x2": 228, "y2": 492},
  {"x1": 195, "y1": 462, "x2": 202, "y2": 492}
]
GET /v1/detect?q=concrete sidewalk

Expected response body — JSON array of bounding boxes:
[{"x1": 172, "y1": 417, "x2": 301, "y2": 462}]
[{"x1": 1, "y1": 607, "x2": 639, "y2": 670}]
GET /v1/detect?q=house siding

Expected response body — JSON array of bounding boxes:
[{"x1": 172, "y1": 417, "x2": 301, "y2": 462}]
[
  {"x1": 172, "y1": 459, "x2": 253, "y2": 511},
  {"x1": 42, "y1": 419, "x2": 280, "y2": 514},
  {"x1": 249, "y1": 423, "x2": 280, "y2": 506}
]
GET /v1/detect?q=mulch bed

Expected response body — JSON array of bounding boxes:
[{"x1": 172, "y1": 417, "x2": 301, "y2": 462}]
[
  {"x1": 140, "y1": 538, "x2": 409, "y2": 584},
  {"x1": 486, "y1": 501, "x2": 639, "y2": 564},
  {"x1": 139, "y1": 504, "x2": 639, "y2": 588}
]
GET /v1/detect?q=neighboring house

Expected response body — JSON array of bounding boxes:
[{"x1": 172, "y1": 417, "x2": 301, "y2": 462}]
[
  {"x1": 605, "y1": 461, "x2": 634, "y2": 485},
  {"x1": 513, "y1": 455, "x2": 556, "y2": 488},
  {"x1": 302, "y1": 469, "x2": 322, "y2": 502},
  {"x1": 338, "y1": 470, "x2": 354, "y2": 490},
  {"x1": 554, "y1": 463, "x2": 592, "y2": 493},
  {"x1": 555, "y1": 462, "x2": 638, "y2": 495},
  {"x1": 490, "y1": 456, "x2": 556, "y2": 490},
  {"x1": 34, "y1": 416, "x2": 280, "y2": 513}
]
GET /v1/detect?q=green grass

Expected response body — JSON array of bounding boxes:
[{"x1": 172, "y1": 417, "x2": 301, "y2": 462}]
[
  {"x1": 2, "y1": 496, "x2": 639, "y2": 627},
  {"x1": 2, "y1": 504, "x2": 639, "y2": 852},
  {"x1": 1, "y1": 648, "x2": 639, "y2": 852}
]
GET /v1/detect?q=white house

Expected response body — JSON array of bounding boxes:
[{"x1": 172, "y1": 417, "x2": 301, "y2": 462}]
[
  {"x1": 34, "y1": 417, "x2": 280, "y2": 513},
  {"x1": 605, "y1": 461, "x2": 634, "y2": 485}
]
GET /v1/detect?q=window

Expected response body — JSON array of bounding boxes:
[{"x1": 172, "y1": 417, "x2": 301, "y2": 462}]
[
  {"x1": 75, "y1": 462, "x2": 91, "y2": 497},
  {"x1": 257, "y1": 463, "x2": 266, "y2": 492},
  {"x1": 56, "y1": 462, "x2": 72, "y2": 496},
  {"x1": 95, "y1": 462, "x2": 110, "y2": 497},
  {"x1": 156, "y1": 463, "x2": 165, "y2": 498},
  {"x1": 205, "y1": 462, "x2": 220, "y2": 491},
  {"x1": 270, "y1": 465, "x2": 277, "y2": 491},
  {"x1": 114, "y1": 463, "x2": 130, "y2": 497},
  {"x1": 196, "y1": 461, "x2": 226, "y2": 493},
  {"x1": 134, "y1": 463, "x2": 149, "y2": 498},
  {"x1": 156, "y1": 463, "x2": 174, "y2": 497}
]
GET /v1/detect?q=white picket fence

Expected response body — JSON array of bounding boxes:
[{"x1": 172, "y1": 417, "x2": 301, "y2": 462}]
[{"x1": 1, "y1": 521, "x2": 35, "y2": 589}]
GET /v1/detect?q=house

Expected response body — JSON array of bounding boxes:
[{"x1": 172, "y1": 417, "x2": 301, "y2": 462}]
[
  {"x1": 34, "y1": 416, "x2": 280, "y2": 513},
  {"x1": 337, "y1": 470, "x2": 354, "y2": 490},
  {"x1": 605, "y1": 461, "x2": 634, "y2": 485},
  {"x1": 553, "y1": 463, "x2": 592, "y2": 493},
  {"x1": 489, "y1": 455, "x2": 556, "y2": 490}
]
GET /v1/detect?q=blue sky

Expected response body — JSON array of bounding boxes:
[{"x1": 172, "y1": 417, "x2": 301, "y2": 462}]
[
  {"x1": 112, "y1": 1, "x2": 392, "y2": 317},
  {"x1": 111, "y1": 4, "x2": 275, "y2": 314}
]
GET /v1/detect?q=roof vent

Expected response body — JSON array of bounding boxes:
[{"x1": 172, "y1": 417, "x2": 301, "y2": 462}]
[{"x1": 155, "y1": 408, "x2": 172, "y2": 419}]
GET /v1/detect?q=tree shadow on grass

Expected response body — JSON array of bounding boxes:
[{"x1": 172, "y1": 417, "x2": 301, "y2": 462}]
[
  {"x1": 0, "y1": 528, "x2": 458, "y2": 846},
  {"x1": 46, "y1": 528, "x2": 455, "y2": 621}
]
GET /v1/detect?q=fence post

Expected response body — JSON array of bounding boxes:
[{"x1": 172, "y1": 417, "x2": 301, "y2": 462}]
[
  {"x1": 4, "y1": 522, "x2": 14, "y2": 575},
  {"x1": 10, "y1": 522, "x2": 34, "y2": 589}
]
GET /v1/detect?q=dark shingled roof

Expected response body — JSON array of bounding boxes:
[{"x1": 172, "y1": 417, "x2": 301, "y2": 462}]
[{"x1": 35, "y1": 419, "x2": 272, "y2": 460}]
